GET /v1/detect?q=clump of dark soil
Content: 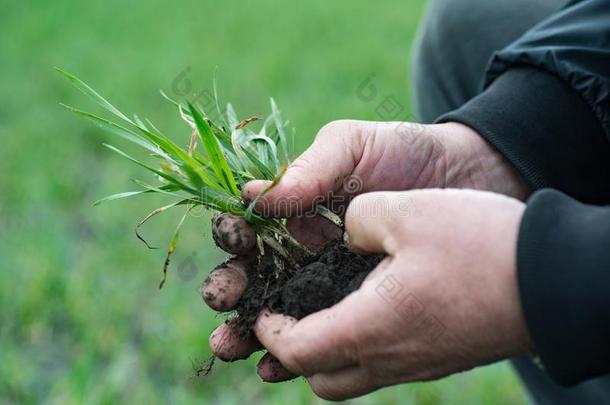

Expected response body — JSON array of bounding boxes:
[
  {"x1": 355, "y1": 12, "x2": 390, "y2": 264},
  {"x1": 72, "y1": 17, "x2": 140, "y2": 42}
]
[{"x1": 233, "y1": 239, "x2": 383, "y2": 336}]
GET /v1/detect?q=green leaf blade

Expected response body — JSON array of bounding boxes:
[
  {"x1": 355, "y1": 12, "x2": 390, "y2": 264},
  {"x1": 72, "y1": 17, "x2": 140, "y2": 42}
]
[
  {"x1": 188, "y1": 102, "x2": 239, "y2": 197},
  {"x1": 56, "y1": 68, "x2": 134, "y2": 124}
]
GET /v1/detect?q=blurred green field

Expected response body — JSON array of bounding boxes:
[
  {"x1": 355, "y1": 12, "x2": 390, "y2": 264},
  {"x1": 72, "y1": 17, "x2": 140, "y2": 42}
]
[{"x1": 0, "y1": 0, "x2": 527, "y2": 403}]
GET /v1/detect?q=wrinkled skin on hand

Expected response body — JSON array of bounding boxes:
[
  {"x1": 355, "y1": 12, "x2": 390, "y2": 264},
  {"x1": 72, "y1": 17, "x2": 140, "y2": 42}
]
[
  {"x1": 200, "y1": 120, "x2": 530, "y2": 390},
  {"x1": 252, "y1": 189, "x2": 532, "y2": 400}
]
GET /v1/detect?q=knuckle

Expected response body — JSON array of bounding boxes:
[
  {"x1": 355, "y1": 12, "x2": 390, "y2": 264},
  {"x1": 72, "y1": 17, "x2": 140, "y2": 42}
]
[
  {"x1": 282, "y1": 167, "x2": 310, "y2": 199},
  {"x1": 316, "y1": 119, "x2": 368, "y2": 145},
  {"x1": 316, "y1": 120, "x2": 350, "y2": 140},
  {"x1": 279, "y1": 159, "x2": 325, "y2": 204}
]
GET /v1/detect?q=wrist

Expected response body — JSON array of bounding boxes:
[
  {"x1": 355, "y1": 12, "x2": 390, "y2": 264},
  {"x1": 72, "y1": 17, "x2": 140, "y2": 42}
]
[{"x1": 433, "y1": 122, "x2": 530, "y2": 200}]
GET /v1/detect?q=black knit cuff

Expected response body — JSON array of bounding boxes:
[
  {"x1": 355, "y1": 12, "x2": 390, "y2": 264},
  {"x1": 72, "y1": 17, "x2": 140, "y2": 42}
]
[
  {"x1": 517, "y1": 189, "x2": 610, "y2": 385},
  {"x1": 437, "y1": 67, "x2": 610, "y2": 203}
]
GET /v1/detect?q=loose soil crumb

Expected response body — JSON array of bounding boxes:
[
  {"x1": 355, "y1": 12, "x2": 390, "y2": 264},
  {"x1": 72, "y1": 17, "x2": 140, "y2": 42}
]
[{"x1": 234, "y1": 239, "x2": 383, "y2": 336}]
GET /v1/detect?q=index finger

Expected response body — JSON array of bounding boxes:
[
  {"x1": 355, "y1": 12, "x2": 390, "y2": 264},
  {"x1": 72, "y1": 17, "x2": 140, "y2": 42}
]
[{"x1": 243, "y1": 120, "x2": 372, "y2": 217}]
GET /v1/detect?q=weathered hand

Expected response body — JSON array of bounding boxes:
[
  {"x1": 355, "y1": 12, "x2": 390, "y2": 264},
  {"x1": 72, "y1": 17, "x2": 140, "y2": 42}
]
[
  {"x1": 252, "y1": 189, "x2": 533, "y2": 400},
  {"x1": 202, "y1": 119, "x2": 528, "y2": 381}
]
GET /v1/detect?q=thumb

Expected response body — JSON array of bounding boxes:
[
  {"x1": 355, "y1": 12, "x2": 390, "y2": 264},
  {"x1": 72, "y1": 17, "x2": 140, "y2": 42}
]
[
  {"x1": 242, "y1": 120, "x2": 372, "y2": 217},
  {"x1": 344, "y1": 191, "x2": 423, "y2": 255}
]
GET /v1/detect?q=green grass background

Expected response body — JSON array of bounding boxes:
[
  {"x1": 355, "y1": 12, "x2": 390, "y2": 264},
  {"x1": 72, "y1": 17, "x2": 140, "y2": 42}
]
[{"x1": 0, "y1": 0, "x2": 527, "y2": 403}]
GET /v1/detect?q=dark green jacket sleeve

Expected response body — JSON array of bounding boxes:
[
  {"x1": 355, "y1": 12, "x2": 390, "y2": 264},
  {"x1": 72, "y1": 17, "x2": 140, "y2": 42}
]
[
  {"x1": 439, "y1": 0, "x2": 610, "y2": 203},
  {"x1": 437, "y1": 0, "x2": 610, "y2": 386},
  {"x1": 518, "y1": 189, "x2": 610, "y2": 385},
  {"x1": 485, "y1": 0, "x2": 610, "y2": 136}
]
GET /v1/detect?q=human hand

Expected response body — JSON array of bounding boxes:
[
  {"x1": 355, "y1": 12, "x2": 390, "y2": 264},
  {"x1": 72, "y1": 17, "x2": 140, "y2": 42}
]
[
  {"x1": 202, "y1": 119, "x2": 528, "y2": 380},
  {"x1": 251, "y1": 188, "x2": 533, "y2": 400}
]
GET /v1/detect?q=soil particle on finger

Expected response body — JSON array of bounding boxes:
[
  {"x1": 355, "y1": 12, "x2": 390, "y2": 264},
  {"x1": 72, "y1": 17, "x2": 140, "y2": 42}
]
[{"x1": 211, "y1": 214, "x2": 256, "y2": 254}]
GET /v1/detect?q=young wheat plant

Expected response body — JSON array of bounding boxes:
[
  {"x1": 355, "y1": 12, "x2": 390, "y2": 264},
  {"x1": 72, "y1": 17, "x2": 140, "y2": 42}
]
[{"x1": 58, "y1": 68, "x2": 311, "y2": 288}]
